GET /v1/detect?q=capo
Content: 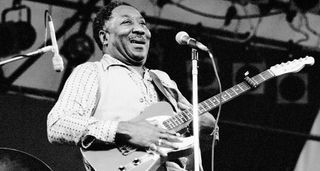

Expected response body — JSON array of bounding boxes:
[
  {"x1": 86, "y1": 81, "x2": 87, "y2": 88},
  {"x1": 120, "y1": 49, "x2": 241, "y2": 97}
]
[{"x1": 243, "y1": 71, "x2": 258, "y2": 88}]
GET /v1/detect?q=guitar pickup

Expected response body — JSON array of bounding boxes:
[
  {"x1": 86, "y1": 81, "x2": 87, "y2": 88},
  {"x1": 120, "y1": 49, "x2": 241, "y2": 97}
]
[{"x1": 117, "y1": 145, "x2": 136, "y2": 156}]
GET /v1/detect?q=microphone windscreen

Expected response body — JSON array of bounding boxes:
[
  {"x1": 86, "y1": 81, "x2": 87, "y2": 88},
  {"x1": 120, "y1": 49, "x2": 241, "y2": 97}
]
[{"x1": 175, "y1": 31, "x2": 189, "y2": 45}]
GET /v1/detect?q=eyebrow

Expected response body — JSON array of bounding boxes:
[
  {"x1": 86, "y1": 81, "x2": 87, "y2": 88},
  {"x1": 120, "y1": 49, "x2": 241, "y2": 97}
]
[{"x1": 120, "y1": 14, "x2": 145, "y2": 20}]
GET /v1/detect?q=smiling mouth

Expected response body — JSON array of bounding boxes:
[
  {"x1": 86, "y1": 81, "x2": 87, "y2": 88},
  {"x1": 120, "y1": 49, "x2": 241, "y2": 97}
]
[{"x1": 130, "y1": 39, "x2": 145, "y2": 45}]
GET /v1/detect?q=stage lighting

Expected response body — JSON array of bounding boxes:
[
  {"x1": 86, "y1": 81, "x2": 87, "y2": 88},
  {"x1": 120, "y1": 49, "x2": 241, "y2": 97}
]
[
  {"x1": 232, "y1": 62, "x2": 266, "y2": 95},
  {"x1": 224, "y1": 4, "x2": 237, "y2": 26},
  {"x1": 285, "y1": 9, "x2": 297, "y2": 22},
  {"x1": 277, "y1": 73, "x2": 308, "y2": 104},
  {"x1": 0, "y1": 5, "x2": 36, "y2": 57},
  {"x1": 61, "y1": 33, "x2": 94, "y2": 65},
  {"x1": 292, "y1": 0, "x2": 319, "y2": 13},
  {"x1": 156, "y1": 0, "x2": 172, "y2": 8}
]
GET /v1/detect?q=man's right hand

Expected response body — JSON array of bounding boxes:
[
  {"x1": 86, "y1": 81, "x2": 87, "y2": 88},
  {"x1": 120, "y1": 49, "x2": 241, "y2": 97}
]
[{"x1": 115, "y1": 120, "x2": 182, "y2": 156}]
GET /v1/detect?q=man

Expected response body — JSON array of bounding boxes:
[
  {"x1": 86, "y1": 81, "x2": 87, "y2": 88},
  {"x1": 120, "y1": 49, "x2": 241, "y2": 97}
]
[{"x1": 47, "y1": 1, "x2": 216, "y2": 170}]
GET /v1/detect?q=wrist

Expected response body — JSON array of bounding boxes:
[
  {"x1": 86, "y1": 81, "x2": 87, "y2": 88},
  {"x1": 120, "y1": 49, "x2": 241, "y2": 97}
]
[{"x1": 115, "y1": 121, "x2": 132, "y2": 145}]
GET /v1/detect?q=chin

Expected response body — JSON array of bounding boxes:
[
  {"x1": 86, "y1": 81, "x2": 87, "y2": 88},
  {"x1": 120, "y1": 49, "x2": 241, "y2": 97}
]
[{"x1": 129, "y1": 56, "x2": 146, "y2": 66}]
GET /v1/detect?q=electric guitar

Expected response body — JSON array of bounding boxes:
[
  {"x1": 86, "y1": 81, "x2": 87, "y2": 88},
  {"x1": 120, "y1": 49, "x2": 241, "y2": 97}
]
[{"x1": 81, "y1": 56, "x2": 315, "y2": 171}]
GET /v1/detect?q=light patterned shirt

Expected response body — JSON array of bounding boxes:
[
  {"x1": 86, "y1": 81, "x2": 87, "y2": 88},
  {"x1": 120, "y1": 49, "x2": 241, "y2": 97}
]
[{"x1": 47, "y1": 54, "x2": 192, "y2": 147}]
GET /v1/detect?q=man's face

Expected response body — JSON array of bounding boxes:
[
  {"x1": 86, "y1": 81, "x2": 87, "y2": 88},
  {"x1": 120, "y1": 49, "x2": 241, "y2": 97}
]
[{"x1": 104, "y1": 5, "x2": 151, "y2": 66}]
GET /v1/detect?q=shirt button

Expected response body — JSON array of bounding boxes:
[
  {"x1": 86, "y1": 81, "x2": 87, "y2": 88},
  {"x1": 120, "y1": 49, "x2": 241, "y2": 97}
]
[{"x1": 139, "y1": 98, "x2": 144, "y2": 103}]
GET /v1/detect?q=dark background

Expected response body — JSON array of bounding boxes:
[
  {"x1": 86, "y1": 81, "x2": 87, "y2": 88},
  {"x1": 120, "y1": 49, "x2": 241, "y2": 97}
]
[{"x1": 0, "y1": 28, "x2": 319, "y2": 171}]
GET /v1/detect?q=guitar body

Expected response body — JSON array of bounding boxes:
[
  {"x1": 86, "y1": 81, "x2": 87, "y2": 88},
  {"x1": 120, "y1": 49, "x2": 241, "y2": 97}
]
[{"x1": 81, "y1": 102, "x2": 194, "y2": 171}]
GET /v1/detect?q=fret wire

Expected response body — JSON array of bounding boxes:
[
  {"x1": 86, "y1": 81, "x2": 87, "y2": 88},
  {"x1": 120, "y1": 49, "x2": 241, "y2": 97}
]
[
  {"x1": 185, "y1": 109, "x2": 193, "y2": 120},
  {"x1": 258, "y1": 72, "x2": 266, "y2": 81},
  {"x1": 226, "y1": 88, "x2": 237, "y2": 97},
  {"x1": 205, "y1": 99, "x2": 215, "y2": 107},
  {"x1": 224, "y1": 91, "x2": 231, "y2": 98},
  {"x1": 237, "y1": 83, "x2": 245, "y2": 91},
  {"x1": 259, "y1": 74, "x2": 267, "y2": 83},
  {"x1": 252, "y1": 74, "x2": 264, "y2": 84},
  {"x1": 233, "y1": 85, "x2": 242, "y2": 94},
  {"x1": 233, "y1": 87, "x2": 239, "y2": 95},
  {"x1": 176, "y1": 114, "x2": 184, "y2": 123},
  {"x1": 166, "y1": 120, "x2": 173, "y2": 128},
  {"x1": 220, "y1": 93, "x2": 226, "y2": 102},
  {"x1": 253, "y1": 74, "x2": 264, "y2": 84},
  {"x1": 179, "y1": 112, "x2": 188, "y2": 121},
  {"x1": 253, "y1": 70, "x2": 273, "y2": 84},
  {"x1": 179, "y1": 113, "x2": 188, "y2": 122},
  {"x1": 260, "y1": 70, "x2": 272, "y2": 79},
  {"x1": 198, "y1": 105, "x2": 205, "y2": 113},
  {"x1": 265, "y1": 70, "x2": 274, "y2": 79},
  {"x1": 213, "y1": 96, "x2": 220, "y2": 105},
  {"x1": 164, "y1": 122, "x2": 173, "y2": 129},
  {"x1": 262, "y1": 72, "x2": 270, "y2": 79},
  {"x1": 239, "y1": 82, "x2": 250, "y2": 91},
  {"x1": 163, "y1": 122, "x2": 170, "y2": 129},
  {"x1": 172, "y1": 119, "x2": 179, "y2": 126},
  {"x1": 173, "y1": 116, "x2": 181, "y2": 124},
  {"x1": 222, "y1": 91, "x2": 231, "y2": 99},
  {"x1": 202, "y1": 101, "x2": 211, "y2": 110},
  {"x1": 168, "y1": 120, "x2": 176, "y2": 127},
  {"x1": 184, "y1": 111, "x2": 192, "y2": 120},
  {"x1": 197, "y1": 101, "x2": 214, "y2": 115}
]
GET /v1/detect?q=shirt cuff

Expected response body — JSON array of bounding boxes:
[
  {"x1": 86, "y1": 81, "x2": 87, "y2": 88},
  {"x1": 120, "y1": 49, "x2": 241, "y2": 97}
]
[{"x1": 82, "y1": 120, "x2": 119, "y2": 149}]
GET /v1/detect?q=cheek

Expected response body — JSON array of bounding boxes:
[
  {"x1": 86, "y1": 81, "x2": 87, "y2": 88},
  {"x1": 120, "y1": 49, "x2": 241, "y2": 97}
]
[{"x1": 146, "y1": 30, "x2": 151, "y2": 39}]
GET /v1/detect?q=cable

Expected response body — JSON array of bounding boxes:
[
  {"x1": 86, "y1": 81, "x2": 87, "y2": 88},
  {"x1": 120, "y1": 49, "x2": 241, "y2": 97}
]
[
  {"x1": 171, "y1": 1, "x2": 283, "y2": 20},
  {"x1": 287, "y1": 14, "x2": 309, "y2": 44},
  {"x1": 208, "y1": 51, "x2": 222, "y2": 171},
  {"x1": 302, "y1": 13, "x2": 320, "y2": 41}
]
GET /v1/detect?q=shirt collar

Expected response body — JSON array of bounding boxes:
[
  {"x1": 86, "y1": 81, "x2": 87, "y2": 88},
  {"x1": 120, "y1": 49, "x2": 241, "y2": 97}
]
[
  {"x1": 100, "y1": 54, "x2": 152, "y2": 81},
  {"x1": 100, "y1": 54, "x2": 127, "y2": 71}
]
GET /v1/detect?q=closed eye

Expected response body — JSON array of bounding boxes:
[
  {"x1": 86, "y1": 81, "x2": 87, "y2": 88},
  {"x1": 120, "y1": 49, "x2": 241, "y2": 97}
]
[
  {"x1": 121, "y1": 19, "x2": 133, "y2": 25},
  {"x1": 140, "y1": 21, "x2": 146, "y2": 25}
]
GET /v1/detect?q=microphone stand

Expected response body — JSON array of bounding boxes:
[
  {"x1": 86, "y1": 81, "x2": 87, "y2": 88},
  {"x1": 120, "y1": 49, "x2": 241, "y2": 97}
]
[
  {"x1": 0, "y1": 46, "x2": 53, "y2": 66},
  {"x1": 0, "y1": 56, "x2": 27, "y2": 66},
  {"x1": 191, "y1": 48, "x2": 201, "y2": 171}
]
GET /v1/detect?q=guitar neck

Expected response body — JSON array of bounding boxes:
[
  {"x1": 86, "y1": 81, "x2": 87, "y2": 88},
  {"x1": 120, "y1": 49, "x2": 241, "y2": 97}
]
[{"x1": 162, "y1": 69, "x2": 275, "y2": 130}]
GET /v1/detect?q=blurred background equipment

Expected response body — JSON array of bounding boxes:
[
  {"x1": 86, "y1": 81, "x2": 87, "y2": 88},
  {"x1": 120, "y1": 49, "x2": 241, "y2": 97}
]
[
  {"x1": 277, "y1": 73, "x2": 308, "y2": 104},
  {"x1": 0, "y1": 148, "x2": 52, "y2": 171},
  {"x1": 0, "y1": 1, "x2": 36, "y2": 57},
  {"x1": 61, "y1": 33, "x2": 94, "y2": 66}
]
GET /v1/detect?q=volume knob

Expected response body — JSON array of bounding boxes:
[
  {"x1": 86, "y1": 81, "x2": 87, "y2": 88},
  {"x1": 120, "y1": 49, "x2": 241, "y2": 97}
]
[
  {"x1": 118, "y1": 165, "x2": 126, "y2": 171},
  {"x1": 133, "y1": 158, "x2": 141, "y2": 165}
]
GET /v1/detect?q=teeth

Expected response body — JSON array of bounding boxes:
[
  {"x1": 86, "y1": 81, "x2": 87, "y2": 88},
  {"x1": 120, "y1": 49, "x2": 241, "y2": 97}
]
[{"x1": 131, "y1": 40, "x2": 144, "y2": 44}]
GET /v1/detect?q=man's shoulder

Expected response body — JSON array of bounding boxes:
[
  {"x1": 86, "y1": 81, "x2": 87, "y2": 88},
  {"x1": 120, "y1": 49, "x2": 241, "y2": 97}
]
[{"x1": 73, "y1": 62, "x2": 99, "y2": 73}]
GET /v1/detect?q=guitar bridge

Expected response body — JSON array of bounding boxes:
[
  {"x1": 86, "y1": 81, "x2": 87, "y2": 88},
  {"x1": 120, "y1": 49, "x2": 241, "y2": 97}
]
[{"x1": 117, "y1": 145, "x2": 136, "y2": 156}]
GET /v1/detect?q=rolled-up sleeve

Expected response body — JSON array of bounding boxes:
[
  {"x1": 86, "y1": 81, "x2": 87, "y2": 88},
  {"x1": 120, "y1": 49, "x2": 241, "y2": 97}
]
[{"x1": 47, "y1": 63, "x2": 118, "y2": 147}]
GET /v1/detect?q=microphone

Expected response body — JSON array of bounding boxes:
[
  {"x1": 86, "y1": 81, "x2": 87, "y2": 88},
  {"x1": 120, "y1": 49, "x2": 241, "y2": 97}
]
[
  {"x1": 175, "y1": 31, "x2": 209, "y2": 52},
  {"x1": 48, "y1": 15, "x2": 64, "y2": 72}
]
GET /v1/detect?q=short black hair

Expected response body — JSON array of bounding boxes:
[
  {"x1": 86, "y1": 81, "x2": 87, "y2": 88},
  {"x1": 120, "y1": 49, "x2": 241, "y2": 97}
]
[{"x1": 92, "y1": 1, "x2": 132, "y2": 50}]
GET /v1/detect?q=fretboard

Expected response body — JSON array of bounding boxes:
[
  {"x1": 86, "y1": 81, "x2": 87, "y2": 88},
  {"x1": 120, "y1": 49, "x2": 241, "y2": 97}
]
[{"x1": 162, "y1": 69, "x2": 275, "y2": 130}]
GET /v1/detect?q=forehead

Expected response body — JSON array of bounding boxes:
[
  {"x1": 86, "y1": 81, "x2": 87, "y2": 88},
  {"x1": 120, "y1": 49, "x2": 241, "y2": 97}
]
[{"x1": 111, "y1": 5, "x2": 143, "y2": 19}]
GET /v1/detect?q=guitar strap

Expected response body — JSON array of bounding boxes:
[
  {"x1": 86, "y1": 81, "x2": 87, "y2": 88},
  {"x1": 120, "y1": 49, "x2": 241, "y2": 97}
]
[{"x1": 149, "y1": 71, "x2": 177, "y2": 112}]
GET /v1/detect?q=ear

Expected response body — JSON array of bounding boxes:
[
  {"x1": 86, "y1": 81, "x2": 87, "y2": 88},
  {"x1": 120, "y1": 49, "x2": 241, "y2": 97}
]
[{"x1": 99, "y1": 30, "x2": 109, "y2": 47}]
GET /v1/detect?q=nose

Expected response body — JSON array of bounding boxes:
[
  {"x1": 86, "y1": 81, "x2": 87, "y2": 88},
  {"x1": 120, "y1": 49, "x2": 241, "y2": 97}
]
[{"x1": 132, "y1": 23, "x2": 146, "y2": 35}]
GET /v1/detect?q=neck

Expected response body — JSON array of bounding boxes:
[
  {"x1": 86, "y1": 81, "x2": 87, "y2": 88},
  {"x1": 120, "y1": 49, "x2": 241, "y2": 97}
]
[{"x1": 102, "y1": 51, "x2": 146, "y2": 76}]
